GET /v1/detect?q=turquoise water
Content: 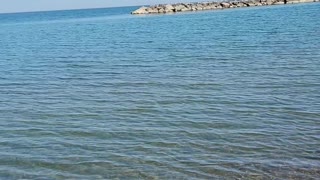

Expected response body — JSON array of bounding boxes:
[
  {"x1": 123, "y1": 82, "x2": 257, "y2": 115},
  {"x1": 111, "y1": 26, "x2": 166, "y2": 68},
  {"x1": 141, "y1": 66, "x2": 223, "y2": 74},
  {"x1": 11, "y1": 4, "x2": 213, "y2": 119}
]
[{"x1": 0, "y1": 3, "x2": 320, "y2": 179}]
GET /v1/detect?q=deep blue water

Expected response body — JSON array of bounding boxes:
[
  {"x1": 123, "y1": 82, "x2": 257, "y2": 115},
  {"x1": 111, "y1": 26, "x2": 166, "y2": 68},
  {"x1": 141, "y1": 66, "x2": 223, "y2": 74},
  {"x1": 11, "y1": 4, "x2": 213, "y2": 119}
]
[{"x1": 0, "y1": 3, "x2": 319, "y2": 179}]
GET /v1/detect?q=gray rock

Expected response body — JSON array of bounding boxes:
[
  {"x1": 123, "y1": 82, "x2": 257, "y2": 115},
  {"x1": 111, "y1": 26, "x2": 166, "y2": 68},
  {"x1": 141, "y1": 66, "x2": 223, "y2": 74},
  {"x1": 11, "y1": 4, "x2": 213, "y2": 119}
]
[
  {"x1": 131, "y1": 6, "x2": 148, "y2": 14},
  {"x1": 147, "y1": 7, "x2": 158, "y2": 13},
  {"x1": 221, "y1": 2, "x2": 231, "y2": 8},
  {"x1": 181, "y1": 7, "x2": 191, "y2": 11},
  {"x1": 273, "y1": 1, "x2": 285, "y2": 4},
  {"x1": 164, "y1": 4, "x2": 174, "y2": 10},
  {"x1": 237, "y1": 2, "x2": 245, "y2": 7},
  {"x1": 131, "y1": 0, "x2": 317, "y2": 15},
  {"x1": 174, "y1": 4, "x2": 187, "y2": 11},
  {"x1": 265, "y1": 0, "x2": 271, "y2": 4},
  {"x1": 158, "y1": 7, "x2": 166, "y2": 13},
  {"x1": 164, "y1": 4, "x2": 175, "y2": 12},
  {"x1": 247, "y1": 3, "x2": 256, "y2": 6}
]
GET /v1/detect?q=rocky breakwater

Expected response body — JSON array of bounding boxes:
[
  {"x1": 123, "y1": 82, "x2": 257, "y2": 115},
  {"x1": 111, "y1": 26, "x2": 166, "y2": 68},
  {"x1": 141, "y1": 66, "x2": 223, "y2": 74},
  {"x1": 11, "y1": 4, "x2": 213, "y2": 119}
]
[{"x1": 131, "y1": 0, "x2": 319, "y2": 14}]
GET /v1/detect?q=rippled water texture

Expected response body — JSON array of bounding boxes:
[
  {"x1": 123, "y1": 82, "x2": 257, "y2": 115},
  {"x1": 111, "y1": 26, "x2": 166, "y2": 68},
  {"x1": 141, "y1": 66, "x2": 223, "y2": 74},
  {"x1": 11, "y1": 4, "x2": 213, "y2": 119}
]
[{"x1": 0, "y1": 3, "x2": 320, "y2": 179}]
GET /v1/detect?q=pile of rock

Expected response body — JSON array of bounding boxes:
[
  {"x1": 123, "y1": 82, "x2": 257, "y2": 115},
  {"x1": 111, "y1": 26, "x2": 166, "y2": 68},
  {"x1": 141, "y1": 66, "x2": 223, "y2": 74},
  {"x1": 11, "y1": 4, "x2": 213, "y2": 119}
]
[{"x1": 131, "y1": 0, "x2": 318, "y2": 14}]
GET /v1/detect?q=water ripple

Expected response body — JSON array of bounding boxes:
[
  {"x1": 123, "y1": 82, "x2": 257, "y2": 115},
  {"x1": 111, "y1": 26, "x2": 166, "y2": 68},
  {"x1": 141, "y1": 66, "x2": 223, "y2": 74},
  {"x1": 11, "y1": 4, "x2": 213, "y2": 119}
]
[{"x1": 0, "y1": 3, "x2": 320, "y2": 179}]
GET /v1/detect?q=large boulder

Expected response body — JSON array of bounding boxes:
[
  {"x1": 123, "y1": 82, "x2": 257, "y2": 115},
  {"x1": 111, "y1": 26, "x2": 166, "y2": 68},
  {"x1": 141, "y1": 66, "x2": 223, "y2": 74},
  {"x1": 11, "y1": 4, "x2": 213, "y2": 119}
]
[
  {"x1": 247, "y1": 2, "x2": 257, "y2": 6},
  {"x1": 174, "y1": 4, "x2": 187, "y2": 11},
  {"x1": 145, "y1": 7, "x2": 159, "y2": 13},
  {"x1": 181, "y1": 6, "x2": 192, "y2": 11},
  {"x1": 158, "y1": 7, "x2": 165, "y2": 13},
  {"x1": 236, "y1": 2, "x2": 244, "y2": 7},
  {"x1": 273, "y1": 1, "x2": 284, "y2": 4},
  {"x1": 266, "y1": 0, "x2": 273, "y2": 5},
  {"x1": 195, "y1": 3, "x2": 204, "y2": 10},
  {"x1": 203, "y1": 5, "x2": 216, "y2": 10},
  {"x1": 164, "y1": 4, "x2": 175, "y2": 13},
  {"x1": 164, "y1": 4, "x2": 174, "y2": 10},
  {"x1": 182, "y1": 4, "x2": 192, "y2": 11},
  {"x1": 221, "y1": 2, "x2": 231, "y2": 8},
  {"x1": 131, "y1": 6, "x2": 148, "y2": 14}
]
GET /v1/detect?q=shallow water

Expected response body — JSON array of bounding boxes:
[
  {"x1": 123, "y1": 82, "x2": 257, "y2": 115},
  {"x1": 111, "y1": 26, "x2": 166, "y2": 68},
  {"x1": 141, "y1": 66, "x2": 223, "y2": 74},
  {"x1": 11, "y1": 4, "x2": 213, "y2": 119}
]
[{"x1": 0, "y1": 3, "x2": 320, "y2": 179}]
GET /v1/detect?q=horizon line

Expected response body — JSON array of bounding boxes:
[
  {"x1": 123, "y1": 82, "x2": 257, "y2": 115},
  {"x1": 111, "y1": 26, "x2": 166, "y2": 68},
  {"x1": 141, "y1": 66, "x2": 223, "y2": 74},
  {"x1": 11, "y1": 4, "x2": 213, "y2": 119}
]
[{"x1": 0, "y1": 4, "x2": 145, "y2": 15}]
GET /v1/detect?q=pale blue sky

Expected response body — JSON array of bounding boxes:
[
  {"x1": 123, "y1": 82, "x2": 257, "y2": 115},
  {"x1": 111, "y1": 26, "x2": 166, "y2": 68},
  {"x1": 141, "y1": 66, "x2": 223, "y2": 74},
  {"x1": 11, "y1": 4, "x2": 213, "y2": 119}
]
[{"x1": 0, "y1": 0, "x2": 196, "y2": 13}]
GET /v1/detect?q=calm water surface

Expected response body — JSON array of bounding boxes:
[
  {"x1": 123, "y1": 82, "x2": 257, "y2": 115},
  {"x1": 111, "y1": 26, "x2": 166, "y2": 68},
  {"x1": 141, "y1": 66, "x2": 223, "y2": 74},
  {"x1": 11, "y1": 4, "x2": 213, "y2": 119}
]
[{"x1": 0, "y1": 3, "x2": 319, "y2": 179}]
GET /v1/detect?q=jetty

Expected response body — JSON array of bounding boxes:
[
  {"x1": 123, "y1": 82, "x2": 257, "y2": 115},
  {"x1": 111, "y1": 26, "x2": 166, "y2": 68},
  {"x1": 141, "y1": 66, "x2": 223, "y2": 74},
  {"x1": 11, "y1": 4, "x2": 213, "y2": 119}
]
[{"x1": 131, "y1": 0, "x2": 318, "y2": 14}]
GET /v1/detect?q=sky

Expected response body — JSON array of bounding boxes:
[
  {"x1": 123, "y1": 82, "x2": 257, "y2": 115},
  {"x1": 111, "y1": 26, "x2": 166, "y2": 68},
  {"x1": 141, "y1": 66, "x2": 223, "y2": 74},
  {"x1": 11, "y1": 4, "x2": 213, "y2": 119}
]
[{"x1": 0, "y1": 0, "x2": 196, "y2": 13}]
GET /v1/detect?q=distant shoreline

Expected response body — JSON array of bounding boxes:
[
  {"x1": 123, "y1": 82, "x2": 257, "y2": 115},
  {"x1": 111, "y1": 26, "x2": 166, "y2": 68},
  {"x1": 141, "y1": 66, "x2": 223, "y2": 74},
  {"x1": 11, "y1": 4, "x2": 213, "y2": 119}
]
[{"x1": 131, "y1": 0, "x2": 319, "y2": 14}]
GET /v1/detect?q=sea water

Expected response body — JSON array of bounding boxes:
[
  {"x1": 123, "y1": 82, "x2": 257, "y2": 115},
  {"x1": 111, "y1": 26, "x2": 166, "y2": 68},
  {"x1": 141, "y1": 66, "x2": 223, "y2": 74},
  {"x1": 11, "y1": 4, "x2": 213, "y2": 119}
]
[{"x1": 0, "y1": 3, "x2": 319, "y2": 179}]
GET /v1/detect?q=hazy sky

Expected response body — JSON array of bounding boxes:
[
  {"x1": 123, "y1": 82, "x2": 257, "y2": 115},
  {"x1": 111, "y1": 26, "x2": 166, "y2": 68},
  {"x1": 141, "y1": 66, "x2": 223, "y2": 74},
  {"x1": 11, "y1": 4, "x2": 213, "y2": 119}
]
[{"x1": 0, "y1": 0, "x2": 196, "y2": 13}]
